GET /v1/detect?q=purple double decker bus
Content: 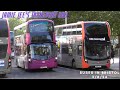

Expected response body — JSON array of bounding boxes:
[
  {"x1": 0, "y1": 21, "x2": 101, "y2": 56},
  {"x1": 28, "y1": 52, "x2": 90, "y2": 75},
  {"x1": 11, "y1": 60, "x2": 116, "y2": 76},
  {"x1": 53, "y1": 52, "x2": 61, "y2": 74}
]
[{"x1": 14, "y1": 19, "x2": 57, "y2": 71}]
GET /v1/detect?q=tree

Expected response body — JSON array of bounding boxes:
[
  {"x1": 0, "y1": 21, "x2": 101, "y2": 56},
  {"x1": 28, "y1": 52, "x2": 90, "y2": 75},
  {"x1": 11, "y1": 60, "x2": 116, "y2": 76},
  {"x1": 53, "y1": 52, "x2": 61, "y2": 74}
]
[{"x1": 8, "y1": 18, "x2": 25, "y2": 31}]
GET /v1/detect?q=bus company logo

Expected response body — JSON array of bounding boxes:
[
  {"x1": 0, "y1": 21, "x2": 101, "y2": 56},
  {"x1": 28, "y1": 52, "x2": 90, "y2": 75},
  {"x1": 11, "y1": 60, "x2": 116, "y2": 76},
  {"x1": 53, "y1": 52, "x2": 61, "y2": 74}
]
[{"x1": 42, "y1": 61, "x2": 45, "y2": 63}]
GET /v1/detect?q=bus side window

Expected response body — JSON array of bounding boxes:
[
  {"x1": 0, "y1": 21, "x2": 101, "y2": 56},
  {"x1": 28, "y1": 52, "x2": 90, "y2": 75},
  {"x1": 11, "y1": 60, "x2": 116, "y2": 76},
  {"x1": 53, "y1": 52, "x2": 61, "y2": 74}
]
[
  {"x1": 78, "y1": 45, "x2": 82, "y2": 56},
  {"x1": 62, "y1": 46, "x2": 68, "y2": 54},
  {"x1": 68, "y1": 46, "x2": 72, "y2": 56}
]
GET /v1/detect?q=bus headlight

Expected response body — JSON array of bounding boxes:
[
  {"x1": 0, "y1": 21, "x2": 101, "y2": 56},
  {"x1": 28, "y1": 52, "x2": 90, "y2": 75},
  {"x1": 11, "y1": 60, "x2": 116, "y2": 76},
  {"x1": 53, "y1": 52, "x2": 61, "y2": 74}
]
[
  {"x1": 85, "y1": 59, "x2": 88, "y2": 63},
  {"x1": 28, "y1": 59, "x2": 31, "y2": 62},
  {"x1": 55, "y1": 57, "x2": 58, "y2": 60},
  {"x1": 107, "y1": 60, "x2": 110, "y2": 63}
]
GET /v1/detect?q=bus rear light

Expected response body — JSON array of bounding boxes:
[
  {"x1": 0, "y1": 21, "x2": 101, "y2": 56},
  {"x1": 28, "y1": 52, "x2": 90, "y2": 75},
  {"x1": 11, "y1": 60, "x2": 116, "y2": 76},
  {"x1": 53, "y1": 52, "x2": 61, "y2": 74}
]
[
  {"x1": 8, "y1": 59, "x2": 11, "y2": 67},
  {"x1": 55, "y1": 57, "x2": 58, "y2": 60}
]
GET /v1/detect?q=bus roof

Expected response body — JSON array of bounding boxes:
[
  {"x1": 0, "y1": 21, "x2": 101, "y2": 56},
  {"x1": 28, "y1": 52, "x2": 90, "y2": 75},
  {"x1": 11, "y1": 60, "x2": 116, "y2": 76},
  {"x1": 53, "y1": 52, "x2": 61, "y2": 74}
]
[
  {"x1": 14, "y1": 19, "x2": 54, "y2": 31},
  {"x1": 77, "y1": 21, "x2": 107, "y2": 23},
  {"x1": 62, "y1": 28, "x2": 82, "y2": 32},
  {"x1": 54, "y1": 21, "x2": 108, "y2": 28},
  {"x1": 54, "y1": 22, "x2": 81, "y2": 28},
  {"x1": 0, "y1": 19, "x2": 7, "y2": 21},
  {"x1": 14, "y1": 22, "x2": 28, "y2": 30}
]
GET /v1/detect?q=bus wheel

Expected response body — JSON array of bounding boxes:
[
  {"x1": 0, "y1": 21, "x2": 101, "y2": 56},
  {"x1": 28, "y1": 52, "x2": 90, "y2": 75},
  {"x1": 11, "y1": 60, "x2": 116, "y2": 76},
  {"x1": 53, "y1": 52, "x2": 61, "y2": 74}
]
[
  {"x1": 0, "y1": 74, "x2": 6, "y2": 78},
  {"x1": 72, "y1": 60, "x2": 76, "y2": 69},
  {"x1": 48, "y1": 68, "x2": 53, "y2": 71},
  {"x1": 24, "y1": 63, "x2": 28, "y2": 71},
  {"x1": 16, "y1": 60, "x2": 20, "y2": 68}
]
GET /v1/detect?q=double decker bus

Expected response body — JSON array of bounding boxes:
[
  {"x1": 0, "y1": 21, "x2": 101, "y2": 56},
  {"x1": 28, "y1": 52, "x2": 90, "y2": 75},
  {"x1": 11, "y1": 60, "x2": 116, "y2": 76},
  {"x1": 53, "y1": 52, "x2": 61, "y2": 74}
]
[
  {"x1": 55, "y1": 21, "x2": 111, "y2": 69},
  {"x1": 0, "y1": 19, "x2": 12, "y2": 77},
  {"x1": 14, "y1": 19, "x2": 57, "y2": 70}
]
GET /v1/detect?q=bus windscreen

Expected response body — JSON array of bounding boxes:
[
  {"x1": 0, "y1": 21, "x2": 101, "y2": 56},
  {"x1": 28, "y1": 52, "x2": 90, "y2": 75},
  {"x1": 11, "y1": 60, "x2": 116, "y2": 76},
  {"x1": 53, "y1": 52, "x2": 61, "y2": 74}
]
[
  {"x1": 30, "y1": 45, "x2": 50, "y2": 60},
  {"x1": 85, "y1": 43, "x2": 111, "y2": 60},
  {"x1": 0, "y1": 20, "x2": 8, "y2": 37},
  {"x1": 28, "y1": 21, "x2": 54, "y2": 33},
  {"x1": 85, "y1": 23, "x2": 108, "y2": 35}
]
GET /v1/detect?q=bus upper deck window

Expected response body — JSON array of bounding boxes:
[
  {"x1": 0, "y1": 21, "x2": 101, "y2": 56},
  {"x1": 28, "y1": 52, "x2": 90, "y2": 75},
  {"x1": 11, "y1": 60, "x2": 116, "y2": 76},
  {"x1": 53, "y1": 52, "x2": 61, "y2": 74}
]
[
  {"x1": 72, "y1": 31, "x2": 76, "y2": 35},
  {"x1": 77, "y1": 25, "x2": 82, "y2": 28},
  {"x1": 72, "y1": 25, "x2": 77, "y2": 29},
  {"x1": 63, "y1": 32, "x2": 66, "y2": 35},
  {"x1": 67, "y1": 32, "x2": 71, "y2": 35}
]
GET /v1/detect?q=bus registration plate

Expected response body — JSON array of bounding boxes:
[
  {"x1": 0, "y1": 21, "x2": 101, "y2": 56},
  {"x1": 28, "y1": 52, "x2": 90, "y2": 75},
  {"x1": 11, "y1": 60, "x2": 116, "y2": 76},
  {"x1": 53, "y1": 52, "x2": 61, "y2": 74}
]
[
  {"x1": 40, "y1": 66, "x2": 47, "y2": 69},
  {"x1": 95, "y1": 66, "x2": 101, "y2": 68},
  {"x1": 0, "y1": 60, "x2": 5, "y2": 66}
]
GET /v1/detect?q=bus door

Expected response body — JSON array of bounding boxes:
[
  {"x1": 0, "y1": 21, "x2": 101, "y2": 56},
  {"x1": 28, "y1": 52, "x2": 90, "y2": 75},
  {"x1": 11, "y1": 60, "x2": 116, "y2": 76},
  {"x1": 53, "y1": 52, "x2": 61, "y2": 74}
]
[
  {"x1": 76, "y1": 45, "x2": 82, "y2": 68},
  {"x1": 72, "y1": 41, "x2": 82, "y2": 68},
  {"x1": 68, "y1": 45, "x2": 73, "y2": 66},
  {"x1": 61, "y1": 44, "x2": 72, "y2": 66},
  {"x1": 60, "y1": 44, "x2": 69, "y2": 66}
]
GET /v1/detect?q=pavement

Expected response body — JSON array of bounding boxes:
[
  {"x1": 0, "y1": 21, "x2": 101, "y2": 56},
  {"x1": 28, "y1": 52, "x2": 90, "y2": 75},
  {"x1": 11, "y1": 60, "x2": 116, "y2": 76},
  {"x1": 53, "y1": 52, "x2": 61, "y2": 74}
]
[
  {"x1": 108, "y1": 57, "x2": 120, "y2": 78},
  {"x1": 110, "y1": 57, "x2": 120, "y2": 71}
]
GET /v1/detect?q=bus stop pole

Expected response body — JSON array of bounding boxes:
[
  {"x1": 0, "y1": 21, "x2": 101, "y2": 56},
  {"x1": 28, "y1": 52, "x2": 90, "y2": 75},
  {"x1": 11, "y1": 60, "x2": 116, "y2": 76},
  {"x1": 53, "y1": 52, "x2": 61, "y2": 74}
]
[
  {"x1": 65, "y1": 11, "x2": 67, "y2": 24},
  {"x1": 118, "y1": 48, "x2": 120, "y2": 72},
  {"x1": 13, "y1": 29, "x2": 16, "y2": 65}
]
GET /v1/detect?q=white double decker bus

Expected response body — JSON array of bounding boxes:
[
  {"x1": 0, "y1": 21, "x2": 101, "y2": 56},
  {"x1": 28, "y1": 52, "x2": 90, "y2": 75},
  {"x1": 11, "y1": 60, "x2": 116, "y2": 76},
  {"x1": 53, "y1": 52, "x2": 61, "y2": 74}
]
[{"x1": 55, "y1": 21, "x2": 111, "y2": 69}]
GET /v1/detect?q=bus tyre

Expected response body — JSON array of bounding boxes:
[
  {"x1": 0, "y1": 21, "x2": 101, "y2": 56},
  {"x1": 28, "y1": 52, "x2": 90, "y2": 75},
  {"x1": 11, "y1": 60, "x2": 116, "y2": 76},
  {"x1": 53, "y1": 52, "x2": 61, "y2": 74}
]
[
  {"x1": 24, "y1": 63, "x2": 28, "y2": 71},
  {"x1": 16, "y1": 60, "x2": 20, "y2": 68},
  {"x1": 48, "y1": 68, "x2": 53, "y2": 71},
  {"x1": 0, "y1": 74, "x2": 6, "y2": 78},
  {"x1": 72, "y1": 61, "x2": 76, "y2": 69}
]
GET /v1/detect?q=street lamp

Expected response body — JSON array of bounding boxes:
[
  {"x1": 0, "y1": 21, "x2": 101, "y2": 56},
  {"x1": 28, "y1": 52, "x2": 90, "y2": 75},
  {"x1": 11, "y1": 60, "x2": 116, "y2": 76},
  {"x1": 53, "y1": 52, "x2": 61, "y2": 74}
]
[
  {"x1": 65, "y1": 11, "x2": 67, "y2": 24},
  {"x1": 118, "y1": 48, "x2": 120, "y2": 72}
]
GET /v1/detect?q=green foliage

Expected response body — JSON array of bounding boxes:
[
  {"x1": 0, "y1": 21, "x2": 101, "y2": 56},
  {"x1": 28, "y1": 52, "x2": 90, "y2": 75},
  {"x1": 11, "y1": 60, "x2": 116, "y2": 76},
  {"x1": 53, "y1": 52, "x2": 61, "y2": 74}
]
[{"x1": 8, "y1": 18, "x2": 25, "y2": 31}]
